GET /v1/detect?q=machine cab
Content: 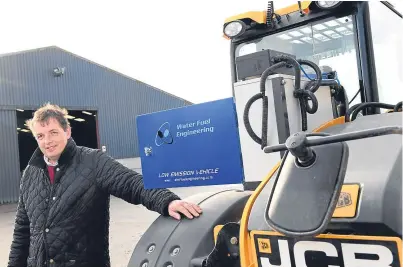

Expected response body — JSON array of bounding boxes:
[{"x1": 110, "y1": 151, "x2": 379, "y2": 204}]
[
  {"x1": 128, "y1": 3, "x2": 402, "y2": 267},
  {"x1": 222, "y1": 2, "x2": 402, "y2": 267},
  {"x1": 223, "y1": 1, "x2": 403, "y2": 189}
]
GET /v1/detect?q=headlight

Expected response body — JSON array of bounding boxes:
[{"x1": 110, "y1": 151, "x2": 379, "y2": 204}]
[
  {"x1": 223, "y1": 20, "x2": 246, "y2": 38},
  {"x1": 315, "y1": 1, "x2": 342, "y2": 9}
]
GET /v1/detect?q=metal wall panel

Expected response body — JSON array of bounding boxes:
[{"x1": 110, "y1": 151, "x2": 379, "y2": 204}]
[
  {"x1": 0, "y1": 46, "x2": 192, "y2": 203},
  {"x1": 0, "y1": 46, "x2": 191, "y2": 158},
  {"x1": 0, "y1": 110, "x2": 20, "y2": 204}
]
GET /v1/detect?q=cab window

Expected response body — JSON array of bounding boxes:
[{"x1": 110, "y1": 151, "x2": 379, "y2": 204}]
[
  {"x1": 368, "y1": 1, "x2": 403, "y2": 105},
  {"x1": 235, "y1": 15, "x2": 362, "y2": 106}
]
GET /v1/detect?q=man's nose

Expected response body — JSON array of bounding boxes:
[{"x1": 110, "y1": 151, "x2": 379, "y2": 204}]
[{"x1": 44, "y1": 135, "x2": 53, "y2": 143}]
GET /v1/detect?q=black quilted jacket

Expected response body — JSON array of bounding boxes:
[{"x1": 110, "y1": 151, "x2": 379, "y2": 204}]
[{"x1": 7, "y1": 138, "x2": 181, "y2": 267}]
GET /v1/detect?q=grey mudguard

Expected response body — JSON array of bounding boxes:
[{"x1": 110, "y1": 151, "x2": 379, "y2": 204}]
[
  {"x1": 248, "y1": 112, "x2": 402, "y2": 236},
  {"x1": 127, "y1": 189, "x2": 252, "y2": 267}
]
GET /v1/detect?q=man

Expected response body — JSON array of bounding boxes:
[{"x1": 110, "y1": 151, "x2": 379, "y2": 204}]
[{"x1": 8, "y1": 103, "x2": 202, "y2": 267}]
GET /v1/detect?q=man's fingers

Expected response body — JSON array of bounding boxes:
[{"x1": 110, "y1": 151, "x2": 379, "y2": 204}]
[
  {"x1": 169, "y1": 210, "x2": 181, "y2": 220},
  {"x1": 177, "y1": 204, "x2": 193, "y2": 219},
  {"x1": 168, "y1": 201, "x2": 203, "y2": 220},
  {"x1": 194, "y1": 204, "x2": 202, "y2": 213},
  {"x1": 184, "y1": 203, "x2": 200, "y2": 217}
]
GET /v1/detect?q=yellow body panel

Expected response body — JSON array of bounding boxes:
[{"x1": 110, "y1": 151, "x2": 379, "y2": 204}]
[
  {"x1": 224, "y1": 11, "x2": 267, "y2": 24},
  {"x1": 213, "y1": 224, "x2": 224, "y2": 243},
  {"x1": 223, "y1": 1, "x2": 312, "y2": 25}
]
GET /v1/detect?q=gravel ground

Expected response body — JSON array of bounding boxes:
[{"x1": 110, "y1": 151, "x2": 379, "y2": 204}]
[{"x1": 0, "y1": 184, "x2": 242, "y2": 267}]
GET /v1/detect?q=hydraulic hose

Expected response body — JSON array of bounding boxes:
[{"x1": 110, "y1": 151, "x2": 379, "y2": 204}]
[
  {"x1": 243, "y1": 93, "x2": 264, "y2": 145},
  {"x1": 345, "y1": 103, "x2": 361, "y2": 122},
  {"x1": 298, "y1": 59, "x2": 322, "y2": 93},
  {"x1": 345, "y1": 101, "x2": 402, "y2": 122},
  {"x1": 351, "y1": 102, "x2": 394, "y2": 121},
  {"x1": 243, "y1": 61, "x2": 287, "y2": 149},
  {"x1": 272, "y1": 54, "x2": 301, "y2": 90},
  {"x1": 295, "y1": 59, "x2": 322, "y2": 131},
  {"x1": 243, "y1": 54, "x2": 323, "y2": 149}
]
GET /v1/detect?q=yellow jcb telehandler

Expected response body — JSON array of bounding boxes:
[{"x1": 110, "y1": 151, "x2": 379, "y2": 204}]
[{"x1": 129, "y1": 1, "x2": 402, "y2": 266}]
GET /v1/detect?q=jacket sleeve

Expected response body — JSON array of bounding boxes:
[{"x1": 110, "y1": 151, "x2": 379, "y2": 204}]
[
  {"x1": 93, "y1": 150, "x2": 181, "y2": 216},
  {"x1": 8, "y1": 173, "x2": 30, "y2": 267}
]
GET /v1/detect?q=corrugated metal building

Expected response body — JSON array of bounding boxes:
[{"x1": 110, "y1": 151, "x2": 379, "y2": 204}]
[{"x1": 0, "y1": 46, "x2": 192, "y2": 204}]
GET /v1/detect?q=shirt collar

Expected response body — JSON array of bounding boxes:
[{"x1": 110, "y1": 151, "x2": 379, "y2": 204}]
[{"x1": 44, "y1": 155, "x2": 58, "y2": 166}]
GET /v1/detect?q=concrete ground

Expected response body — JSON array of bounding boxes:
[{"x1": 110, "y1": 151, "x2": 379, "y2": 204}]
[{"x1": 0, "y1": 184, "x2": 242, "y2": 267}]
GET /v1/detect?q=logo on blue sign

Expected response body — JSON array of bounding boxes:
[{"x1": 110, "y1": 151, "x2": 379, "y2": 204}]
[{"x1": 155, "y1": 122, "x2": 174, "y2": 146}]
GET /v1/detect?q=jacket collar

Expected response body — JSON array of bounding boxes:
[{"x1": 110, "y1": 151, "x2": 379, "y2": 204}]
[{"x1": 28, "y1": 138, "x2": 77, "y2": 168}]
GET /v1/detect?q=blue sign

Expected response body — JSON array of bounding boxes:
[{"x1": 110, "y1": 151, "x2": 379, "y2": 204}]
[{"x1": 136, "y1": 97, "x2": 244, "y2": 189}]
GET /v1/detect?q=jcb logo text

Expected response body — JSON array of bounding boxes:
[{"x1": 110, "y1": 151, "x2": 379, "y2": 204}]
[{"x1": 258, "y1": 237, "x2": 400, "y2": 267}]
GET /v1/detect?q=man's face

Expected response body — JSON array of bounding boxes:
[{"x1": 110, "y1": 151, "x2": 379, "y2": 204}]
[{"x1": 32, "y1": 118, "x2": 71, "y2": 161}]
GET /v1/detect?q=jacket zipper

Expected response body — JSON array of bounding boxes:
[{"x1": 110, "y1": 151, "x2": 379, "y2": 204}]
[{"x1": 42, "y1": 168, "x2": 55, "y2": 266}]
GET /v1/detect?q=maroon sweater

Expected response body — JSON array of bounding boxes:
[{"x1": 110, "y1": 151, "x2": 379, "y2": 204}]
[{"x1": 47, "y1": 166, "x2": 55, "y2": 184}]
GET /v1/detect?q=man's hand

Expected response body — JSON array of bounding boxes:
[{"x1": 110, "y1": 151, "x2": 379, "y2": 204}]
[{"x1": 168, "y1": 200, "x2": 202, "y2": 220}]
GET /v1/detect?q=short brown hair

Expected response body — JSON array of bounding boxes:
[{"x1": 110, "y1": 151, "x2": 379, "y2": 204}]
[{"x1": 26, "y1": 103, "x2": 71, "y2": 133}]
